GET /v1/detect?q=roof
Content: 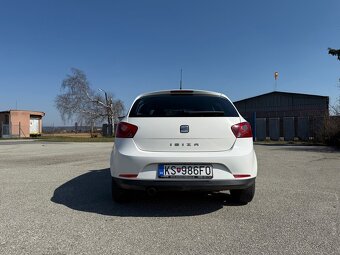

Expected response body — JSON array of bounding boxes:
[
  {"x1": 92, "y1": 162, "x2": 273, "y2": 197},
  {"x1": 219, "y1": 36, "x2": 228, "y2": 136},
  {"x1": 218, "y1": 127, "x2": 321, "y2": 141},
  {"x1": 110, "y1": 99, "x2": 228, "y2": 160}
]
[
  {"x1": 234, "y1": 91, "x2": 329, "y2": 103},
  {"x1": 0, "y1": 110, "x2": 45, "y2": 116}
]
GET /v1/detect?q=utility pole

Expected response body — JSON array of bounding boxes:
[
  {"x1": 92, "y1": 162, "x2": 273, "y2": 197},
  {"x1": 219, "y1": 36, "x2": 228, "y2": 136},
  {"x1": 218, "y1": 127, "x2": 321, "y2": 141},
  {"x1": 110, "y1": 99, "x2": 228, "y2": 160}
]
[
  {"x1": 180, "y1": 69, "x2": 183, "y2": 90},
  {"x1": 99, "y1": 88, "x2": 113, "y2": 136},
  {"x1": 98, "y1": 88, "x2": 111, "y2": 125}
]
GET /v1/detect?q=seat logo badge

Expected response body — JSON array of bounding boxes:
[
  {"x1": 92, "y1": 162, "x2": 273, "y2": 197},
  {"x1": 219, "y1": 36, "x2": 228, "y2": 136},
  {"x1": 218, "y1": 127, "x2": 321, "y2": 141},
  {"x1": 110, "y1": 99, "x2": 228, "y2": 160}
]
[{"x1": 180, "y1": 125, "x2": 189, "y2": 133}]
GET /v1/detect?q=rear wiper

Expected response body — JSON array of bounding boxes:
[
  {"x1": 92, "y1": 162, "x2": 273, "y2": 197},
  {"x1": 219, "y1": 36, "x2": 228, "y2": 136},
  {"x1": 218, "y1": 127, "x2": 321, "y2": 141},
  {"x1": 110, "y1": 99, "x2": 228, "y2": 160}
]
[{"x1": 183, "y1": 110, "x2": 225, "y2": 116}]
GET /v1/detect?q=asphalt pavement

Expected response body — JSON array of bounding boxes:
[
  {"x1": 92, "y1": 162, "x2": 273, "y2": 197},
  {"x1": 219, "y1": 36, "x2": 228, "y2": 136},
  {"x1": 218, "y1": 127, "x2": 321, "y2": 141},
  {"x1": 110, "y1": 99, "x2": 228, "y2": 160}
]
[{"x1": 0, "y1": 141, "x2": 339, "y2": 254}]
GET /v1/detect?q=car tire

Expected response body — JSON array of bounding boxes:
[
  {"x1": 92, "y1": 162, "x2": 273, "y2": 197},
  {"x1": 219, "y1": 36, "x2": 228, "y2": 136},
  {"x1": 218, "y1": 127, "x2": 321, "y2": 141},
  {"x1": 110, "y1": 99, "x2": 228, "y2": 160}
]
[
  {"x1": 230, "y1": 182, "x2": 255, "y2": 204},
  {"x1": 111, "y1": 178, "x2": 129, "y2": 203}
]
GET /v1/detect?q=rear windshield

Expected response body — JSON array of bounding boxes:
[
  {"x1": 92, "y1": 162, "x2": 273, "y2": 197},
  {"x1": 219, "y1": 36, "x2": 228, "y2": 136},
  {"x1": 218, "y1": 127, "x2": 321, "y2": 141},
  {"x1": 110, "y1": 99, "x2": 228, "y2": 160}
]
[{"x1": 129, "y1": 94, "x2": 239, "y2": 117}]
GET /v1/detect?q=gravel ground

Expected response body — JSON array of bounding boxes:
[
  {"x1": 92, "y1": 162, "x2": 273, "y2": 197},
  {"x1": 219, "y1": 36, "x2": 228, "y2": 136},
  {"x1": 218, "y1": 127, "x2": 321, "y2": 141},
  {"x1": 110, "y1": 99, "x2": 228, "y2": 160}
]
[{"x1": 0, "y1": 141, "x2": 339, "y2": 255}]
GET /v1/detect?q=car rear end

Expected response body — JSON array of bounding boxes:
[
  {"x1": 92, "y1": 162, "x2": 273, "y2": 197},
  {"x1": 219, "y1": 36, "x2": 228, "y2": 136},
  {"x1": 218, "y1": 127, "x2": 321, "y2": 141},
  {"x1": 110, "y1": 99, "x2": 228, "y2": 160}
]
[{"x1": 110, "y1": 90, "x2": 257, "y2": 203}]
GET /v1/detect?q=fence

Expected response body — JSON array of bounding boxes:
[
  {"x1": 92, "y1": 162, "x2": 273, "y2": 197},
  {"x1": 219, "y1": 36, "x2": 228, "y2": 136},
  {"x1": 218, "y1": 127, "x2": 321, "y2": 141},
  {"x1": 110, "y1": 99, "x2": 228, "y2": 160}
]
[
  {"x1": 0, "y1": 122, "x2": 25, "y2": 138},
  {"x1": 249, "y1": 116, "x2": 326, "y2": 141}
]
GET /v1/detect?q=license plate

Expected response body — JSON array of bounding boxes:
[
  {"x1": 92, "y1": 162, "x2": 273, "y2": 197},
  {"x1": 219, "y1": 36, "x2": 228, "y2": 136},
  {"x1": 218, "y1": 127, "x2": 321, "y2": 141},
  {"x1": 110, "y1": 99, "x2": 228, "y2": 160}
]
[{"x1": 158, "y1": 164, "x2": 213, "y2": 179}]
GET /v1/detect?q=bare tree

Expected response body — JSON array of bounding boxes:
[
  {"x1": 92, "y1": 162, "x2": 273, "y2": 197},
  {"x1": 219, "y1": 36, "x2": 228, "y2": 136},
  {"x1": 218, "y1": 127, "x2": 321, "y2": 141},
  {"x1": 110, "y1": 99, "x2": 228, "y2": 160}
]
[
  {"x1": 328, "y1": 48, "x2": 340, "y2": 114},
  {"x1": 328, "y1": 48, "x2": 340, "y2": 60},
  {"x1": 331, "y1": 99, "x2": 340, "y2": 115},
  {"x1": 327, "y1": 48, "x2": 340, "y2": 146},
  {"x1": 55, "y1": 68, "x2": 124, "y2": 131}
]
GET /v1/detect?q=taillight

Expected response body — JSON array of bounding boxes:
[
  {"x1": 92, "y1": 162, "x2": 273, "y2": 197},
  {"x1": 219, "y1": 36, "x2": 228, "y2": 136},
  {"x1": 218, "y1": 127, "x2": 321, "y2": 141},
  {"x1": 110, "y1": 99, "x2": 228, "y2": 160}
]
[
  {"x1": 231, "y1": 122, "x2": 252, "y2": 138},
  {"x1": 116, "y1": 122, "x2": 138, "y2": 138}
]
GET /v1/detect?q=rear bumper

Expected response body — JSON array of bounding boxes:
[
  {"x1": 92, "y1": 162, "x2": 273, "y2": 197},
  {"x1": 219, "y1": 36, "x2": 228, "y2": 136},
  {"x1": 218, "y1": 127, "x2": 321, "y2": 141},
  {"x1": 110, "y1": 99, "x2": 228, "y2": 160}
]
[
  {"x1": 114, "y1": 177, "x2": 256, "y2": 192},
  {"x1": 111, "y1": 138, "x2": 258, "y2": 180}
]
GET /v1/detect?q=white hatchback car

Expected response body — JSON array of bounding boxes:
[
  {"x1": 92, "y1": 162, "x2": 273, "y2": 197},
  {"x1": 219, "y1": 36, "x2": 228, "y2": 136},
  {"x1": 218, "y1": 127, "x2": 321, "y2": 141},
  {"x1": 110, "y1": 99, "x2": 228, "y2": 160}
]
[{"x1": 110, "y1": 90, "x2": 257, "y2": 203}]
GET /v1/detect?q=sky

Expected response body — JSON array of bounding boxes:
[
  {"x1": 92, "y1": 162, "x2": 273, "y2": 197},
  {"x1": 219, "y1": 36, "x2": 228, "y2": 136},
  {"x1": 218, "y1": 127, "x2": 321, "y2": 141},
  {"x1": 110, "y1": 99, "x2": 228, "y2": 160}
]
[{"x1": 0, "y1": 0, "x2": 340, "y2": 126}]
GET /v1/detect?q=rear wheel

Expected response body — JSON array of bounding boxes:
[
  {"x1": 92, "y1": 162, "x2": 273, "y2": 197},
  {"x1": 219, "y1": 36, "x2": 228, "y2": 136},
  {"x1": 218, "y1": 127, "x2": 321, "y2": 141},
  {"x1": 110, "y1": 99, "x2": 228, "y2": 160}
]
[
  {"x1": 230, "y1": 182, "x2": 255, "y2": 204},
  {"x1": 111, "y1": 178, "x2": 129, "y2": 203}
]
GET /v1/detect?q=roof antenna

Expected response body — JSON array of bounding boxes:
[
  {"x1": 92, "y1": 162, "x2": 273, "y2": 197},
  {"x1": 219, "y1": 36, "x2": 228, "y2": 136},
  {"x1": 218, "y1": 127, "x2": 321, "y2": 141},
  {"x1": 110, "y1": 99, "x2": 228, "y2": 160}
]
[{"x1": 179, "y1": 68, "x2": 183, "y2": 90}]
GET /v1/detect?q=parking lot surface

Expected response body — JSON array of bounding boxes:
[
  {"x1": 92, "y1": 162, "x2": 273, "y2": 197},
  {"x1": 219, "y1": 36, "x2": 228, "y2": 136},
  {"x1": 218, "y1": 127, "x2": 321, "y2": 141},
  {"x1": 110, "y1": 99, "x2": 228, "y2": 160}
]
[{"x1": 0, "y1": 141, "x2": 339, "y2": 254}]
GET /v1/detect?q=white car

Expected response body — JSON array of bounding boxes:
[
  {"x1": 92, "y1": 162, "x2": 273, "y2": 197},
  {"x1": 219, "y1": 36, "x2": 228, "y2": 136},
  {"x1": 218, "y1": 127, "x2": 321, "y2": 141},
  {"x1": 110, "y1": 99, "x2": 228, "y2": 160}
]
[{"x1": 110, "y1": 89, "x2": 257, "y2": 203}]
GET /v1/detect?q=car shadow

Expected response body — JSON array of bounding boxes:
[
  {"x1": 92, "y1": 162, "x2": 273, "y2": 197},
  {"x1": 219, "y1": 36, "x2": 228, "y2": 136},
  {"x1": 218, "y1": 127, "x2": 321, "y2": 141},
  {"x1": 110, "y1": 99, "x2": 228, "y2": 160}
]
[{"x1": 51, "y1": 168, "x2": 243, "y2": 217}]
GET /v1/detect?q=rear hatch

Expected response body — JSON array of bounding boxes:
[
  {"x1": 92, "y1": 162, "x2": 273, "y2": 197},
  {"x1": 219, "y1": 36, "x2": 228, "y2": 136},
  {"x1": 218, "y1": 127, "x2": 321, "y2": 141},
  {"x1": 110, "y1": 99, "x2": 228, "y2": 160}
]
[{"x1": 128, "y1": 91, "x2": 240, "y2": 152}]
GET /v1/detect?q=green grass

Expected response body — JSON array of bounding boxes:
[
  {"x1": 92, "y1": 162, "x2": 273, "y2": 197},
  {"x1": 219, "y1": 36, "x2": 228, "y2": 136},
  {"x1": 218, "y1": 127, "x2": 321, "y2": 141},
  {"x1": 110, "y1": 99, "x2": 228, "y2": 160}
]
[
  {"x1": 254, "y1": 140, "x2": 326, "y2": 146},
  {"x1": 0, "y1": 137, "x2": 24, "y2": 140},
  {"x1": 37, "y1": 136, "x2": 114, "y2": 143}
]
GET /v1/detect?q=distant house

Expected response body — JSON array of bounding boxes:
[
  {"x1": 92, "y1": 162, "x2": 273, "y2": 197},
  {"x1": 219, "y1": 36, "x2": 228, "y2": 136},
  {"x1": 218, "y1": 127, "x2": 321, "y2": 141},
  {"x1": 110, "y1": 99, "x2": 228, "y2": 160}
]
[
  {"x1": 0, "y1": 110, "x2": 45, "y2": 138},
  {"x1": 233, "y1": 91, "x2": 329, "y2": 120}
]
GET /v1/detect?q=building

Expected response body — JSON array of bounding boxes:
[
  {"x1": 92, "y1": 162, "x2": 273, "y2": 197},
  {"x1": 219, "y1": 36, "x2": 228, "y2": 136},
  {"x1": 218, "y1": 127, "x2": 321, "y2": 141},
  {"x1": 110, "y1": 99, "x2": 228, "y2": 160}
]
[
  {"x1": 233, "y1": 91, "x2": 329, "y2": 141},
  {"x1": 234, "y1": 91, "x2": 329, "y2": 120},
  {"x1": 0, "y1": 110, "x2": 45, "y2": 138}
]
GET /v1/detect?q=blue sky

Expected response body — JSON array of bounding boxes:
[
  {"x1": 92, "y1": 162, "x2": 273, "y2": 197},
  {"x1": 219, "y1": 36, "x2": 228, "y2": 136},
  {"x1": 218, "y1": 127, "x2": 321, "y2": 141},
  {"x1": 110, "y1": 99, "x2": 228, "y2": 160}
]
[{"x1": 1, "y1": 0, "x2": 339, "y2": 125}]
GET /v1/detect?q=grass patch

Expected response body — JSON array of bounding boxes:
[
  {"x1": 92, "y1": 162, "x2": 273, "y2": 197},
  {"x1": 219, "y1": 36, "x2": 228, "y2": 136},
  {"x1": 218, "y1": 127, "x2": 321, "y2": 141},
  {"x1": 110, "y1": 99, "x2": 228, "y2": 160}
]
[
  {"x1": 37, "y1": 135, "x2": 114, "y2": 143},
  {"x1": 254, "y1": 140, "x2": 326, "y2": 146}
]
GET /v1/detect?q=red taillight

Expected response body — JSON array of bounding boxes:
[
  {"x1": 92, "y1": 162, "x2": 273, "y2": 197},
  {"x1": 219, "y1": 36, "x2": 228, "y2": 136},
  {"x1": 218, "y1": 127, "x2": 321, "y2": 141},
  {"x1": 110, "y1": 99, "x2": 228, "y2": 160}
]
[
  {"x1": 231, "y1": 122, "x2": 252, "y2": 138},
  {"x1": 233, "y1": 174, "x2": 251, "y2": 178},
  {"x1": 116, "y1": 122, "x2": 138, "y2": 138}
]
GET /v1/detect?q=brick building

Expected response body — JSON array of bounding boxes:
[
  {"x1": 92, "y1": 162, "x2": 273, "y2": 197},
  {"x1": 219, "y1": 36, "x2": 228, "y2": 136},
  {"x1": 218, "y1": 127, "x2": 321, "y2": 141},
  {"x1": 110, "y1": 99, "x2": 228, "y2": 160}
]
[{"x1": 0, "y1": 110, "x2": 45, "y2": 138}]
